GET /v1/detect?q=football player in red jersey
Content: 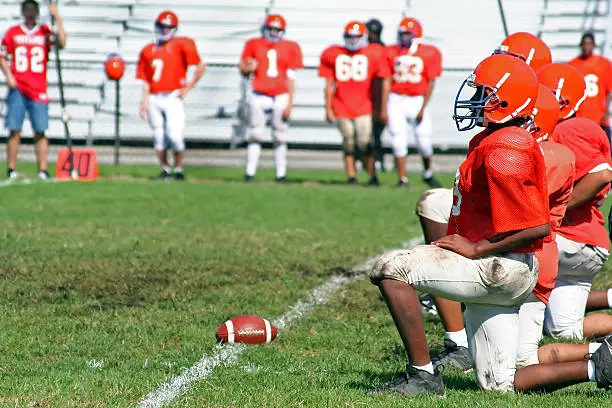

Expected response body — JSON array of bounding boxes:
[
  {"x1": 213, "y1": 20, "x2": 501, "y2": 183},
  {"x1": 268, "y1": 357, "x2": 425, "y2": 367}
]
[
  {"x1": 0, "y1": 0, "x2": 66, "y2": 180},
  {"x1": 239, "y1": 14, "x2": 303, "y2": 183},
  {"x1": 137, "y1": 10, "x2": 206, "y2": 181},
  {"x1": 319, "y1": 21, "x2": 391, "y2": 185},
  {"x1": 385, "y1": 17, "x2": 442, "y2": 188},
  {"x1": 369, "y1": 54, "x2": 551, "y2": 396}
]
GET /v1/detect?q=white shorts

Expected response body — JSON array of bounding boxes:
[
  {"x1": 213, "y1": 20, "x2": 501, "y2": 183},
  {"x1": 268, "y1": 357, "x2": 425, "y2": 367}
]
[
  {"x1": 416, "y1": 188, "x2": 453, "y2": 224},
  {"x1": 248, "y1": 91, "x2": 289, "y2": 143},
  {"x1": 544, "y1": 234, "x2": 609, "y2": 339},
  {"x1": 371, "y1": 245, "x2": 538, "y2": 391},
  {"x1": 336, "y1": 115, "x2": 372, "y2": 155},
  {"x1": 147, "y1": 92, "x2": 186, "y2": 152},
  {"x1": 387, "y1": 92, "x2": 433, "y2": 158}
]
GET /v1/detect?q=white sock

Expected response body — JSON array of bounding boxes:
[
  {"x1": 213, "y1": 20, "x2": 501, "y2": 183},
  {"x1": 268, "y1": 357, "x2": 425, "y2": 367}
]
[
  {"x1": 589, "y1": 342, "x2": 602, "y2": 354},
  {"x1": 174, "y1": 167, "x2": 183, "y2": 173},
  {"x1": 446, "y1": 329, "x2": 469, "y2": 348},
  {"x1": 423, "y1": 169, "x2": 433, "y2": 179},
  {"x1": 246, "y1": 143, "x2": 262, "y2": 177},
  {"x1": 587, "y1": 359, "x2": 597, "y2": 382},
  {"x1": 412, "y1": 362, "x2": 434, "y2": 375},
  {"x1": 162, "y1": 166, "x2": 171, "y2": 173},
  {"x1": 400, "y1": 176, "x2": 409, "y2": 183},
  {"x1": 607, "y1": 289, "x2": 612, "y2": 308},
  {"x1": 274, "y1": 143, "x2": 287, "y2": 178}
]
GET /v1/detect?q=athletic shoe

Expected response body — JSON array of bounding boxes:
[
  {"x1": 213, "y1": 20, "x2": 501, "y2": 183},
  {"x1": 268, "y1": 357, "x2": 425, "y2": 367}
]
[
  {"x1": 174, "y1": 170, "x2": 186, "y2": 181},
  {"x1": 5, "y1": 169, "x2": 18, "y2": 180},
  {"x1": 423, "y1": 176, "x2": 442, "y2": 188},
  {"x1": 397, "y1": 178, "x2": 409, "y2": 188},
  {"x1": 432, "y1": 339, "x2": 473, "y2": 373},
  {"x1": 347, "y1": 177, "x2": 358, "y2": 185},
  {"x1": 590, "y1": 336, "x2": 612, "y2": 389},
  {"x1": 594, "y1": 333, "x2": 612, "y2": 343},
  {"x1": 275, "y1": 176, "x2": 288, "y2": 183},
  {"x1": 157, "y1": 169, "x2": 172, "y2": 180},
  {"x1": 245, "y1": 175, "x2": 255, "y2": 183},
  {"x1": 368, "y1": 365, "x2": 445, "y2": 397},
  {"x1": 38, "y1": 170, "x2": 50, "y2": 181},
  {"x1": 368, "y1": 176, "x2": 380, "y2": 186},
  {"x1": 419, "y1": 294, "x2": 438, "y2": 316}
]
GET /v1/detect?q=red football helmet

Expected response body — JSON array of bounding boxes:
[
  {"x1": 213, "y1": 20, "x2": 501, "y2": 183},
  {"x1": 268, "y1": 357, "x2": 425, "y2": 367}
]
[
  {"x1": 343, "y1": 21, "x2": 367, "y2": 51},
  {"x1": 496, "y1": 32, "x2": 552, "y2": 72},
  {"x1": 454, "y1": 54, "x2": 538, "y2": 131},
  {"x1": 263, "y1": 14, "x2": 286, "y2": 43},
  {"x1": 397, "y1": 17, "x2": 422, "y2": 47},
  {"x1": 155, "y1": 10, "x2": 178, "y2": 44},
  {"x1": 537, "y1": 63, "x2": 586, "y2": 119},
  {"x1": 105, "y1": 53, "x2": 125, "y2": 81},
  {"x1": 525, "y1": 84, "x2": 560, "y2": 141}
]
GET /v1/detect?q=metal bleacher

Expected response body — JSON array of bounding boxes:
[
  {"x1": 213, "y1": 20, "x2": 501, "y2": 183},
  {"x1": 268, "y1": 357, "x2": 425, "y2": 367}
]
[{"x1": 0, "y1": 0, "x2": 609, "y2": 152}]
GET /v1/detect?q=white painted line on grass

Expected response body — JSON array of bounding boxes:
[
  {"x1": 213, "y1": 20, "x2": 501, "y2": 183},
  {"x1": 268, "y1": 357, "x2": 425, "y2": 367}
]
[
  {"x1": 0, "y1": 178, "x2": 61, "y2": 188},
  {"x1": 136, "y1": 238, "x2": 420, "y2": 408}
]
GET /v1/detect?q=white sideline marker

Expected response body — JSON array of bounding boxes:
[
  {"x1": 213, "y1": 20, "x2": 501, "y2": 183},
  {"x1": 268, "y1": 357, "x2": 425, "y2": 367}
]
[{"x1": 136, "y1": 238, "x2": 421, "y2": 408}]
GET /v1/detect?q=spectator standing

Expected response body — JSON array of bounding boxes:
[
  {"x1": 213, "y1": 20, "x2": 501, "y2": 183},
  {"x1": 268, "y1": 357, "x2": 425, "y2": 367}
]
[{"x1": 366, "y1": 18, "x2": 387, "y2": 172}]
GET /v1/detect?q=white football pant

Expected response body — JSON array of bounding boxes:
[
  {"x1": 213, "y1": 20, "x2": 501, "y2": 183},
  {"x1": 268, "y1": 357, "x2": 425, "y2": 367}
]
[
  {"x1": 147, "y1": 92, "x2": 186, "y2": 152},
  {"x1": 387, "y1": 92, "x2": 433, "y2": 158}
]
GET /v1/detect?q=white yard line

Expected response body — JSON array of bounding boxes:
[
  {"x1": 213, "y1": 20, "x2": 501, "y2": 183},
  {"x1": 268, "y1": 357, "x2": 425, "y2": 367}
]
[
  {"x1": 0, "y1": 178, "x2": 61, "y2": 188},
  {"x1": 136, "y1": 237, "x2": 423, "y2": 408}
]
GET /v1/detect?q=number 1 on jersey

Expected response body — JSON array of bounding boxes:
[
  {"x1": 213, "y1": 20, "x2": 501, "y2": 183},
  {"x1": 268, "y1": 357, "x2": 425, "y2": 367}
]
[
  {"x1": 266, "y1": 49, "x2": 278, "y2": 78},
  {"x1": 151, "y1": 58, "x2": 164, "y2": 82}
]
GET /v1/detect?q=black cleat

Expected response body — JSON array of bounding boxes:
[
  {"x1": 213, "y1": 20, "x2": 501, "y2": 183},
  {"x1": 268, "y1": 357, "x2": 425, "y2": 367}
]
[
  {"x1": 368, "y1": 176, "x2": 380, "y2": 186},
  {"x1": 432, "y1": 339, "x2": 473, "y2": 373},
  {"x1": 275, "y1": 176, "x2": 288, "y2": 183},
  {"x1": 594, "y1": 333, "x2": 612, "y2": 343},
  {"x1": 244, "y1": 175, "x2": 255, "y2": 183},
  {"x1": 347, "y1": 177, "x2": 358, "y2": 185},
  {"x1": 423, "y1": 176, "x2": 442, "y2": 188},
  {"x1": 38, "y1": 170, "x2": 50, "y2": 180},
  {"x1": 590, "y1": 336, "x2": 612, "y2": 389},
  {"x1": 419, "y1": 294, "x2": 438, "y2": 316},
  {"x1": 174, "y1": 170, "x2": 186, "y2": 181},
  {"x1": 157, "y1": 169, "x2": 172, "y2": 181},
  {"x1": 368, "y1": 365, "x2": 445, "y2": 397},
  {"x1": 397, "y1": 178, "x2": 409, "y2": 188}
]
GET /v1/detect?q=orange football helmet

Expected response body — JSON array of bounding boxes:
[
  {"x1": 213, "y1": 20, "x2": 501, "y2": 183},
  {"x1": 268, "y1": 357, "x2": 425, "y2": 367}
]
[
  {"x1": 537, "y1": 63, "x2": 586, "y2": 119},
  {"x1": 495, "y1": 32, "x2": 552, "y2": 72},
  {"x1": 105, "y1": 53, "x2": 125, "y2": 81},
  {"x1": 263, "y1": 14, "x2": 286, "y2": 43},
  {"x1": 525, "y1": 84, "x2": 560, "y2": 141},
  {"x1": 343, "y1": 21, "x2": 367, "y2": 51},
  {"x1": 155, "y1": 10, "x2": 178, "y2": 43},
  {"x1": 454, "y1": 54, "x2": 538, "y2": 131},
  {"x1": 397, "y1": 17, "x2": 422, "y2": 47}
]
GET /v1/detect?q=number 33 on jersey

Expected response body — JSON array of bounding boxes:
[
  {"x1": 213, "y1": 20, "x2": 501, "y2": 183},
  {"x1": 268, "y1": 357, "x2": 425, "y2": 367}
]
[
  {"x1": 240, "y1": 37, "x2": 303, "y2": 97},
  {"x1": 387, "y1": 41, "x2": 442, "y2": 96}
]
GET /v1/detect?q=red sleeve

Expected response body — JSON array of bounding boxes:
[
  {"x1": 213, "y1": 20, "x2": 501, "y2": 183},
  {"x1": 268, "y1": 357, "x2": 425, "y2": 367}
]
[
  {"x1": 425, "y1": 47, "x2": 442, "y2": 80},
  {"x1": 136, "y1": 49, "x2": 149, "y2": 82},
  {"x1": 183, "y1": 38, "x2": 201, "y2": 66},
  {"x1": 318, "y1": 47, "x2": 335, "y2": 79},
  {"x1": 485, "y1": 145, "x2": 549, "y2": 234},
  {"x1": 605, "y1": 58, "x2": 612, "y2": 93},
  {"x1": 290, "y1": 42, "x2": 304, "y2": 69},
  {"x1": 1, "y1": 29, "x2": 13, "y2": 57},
  {"x1": 553, "y1": 121, "x2": 611, "y2": 179},
  {"x1": 240, "y1": 39, "x2": 255, "y2": 62}
]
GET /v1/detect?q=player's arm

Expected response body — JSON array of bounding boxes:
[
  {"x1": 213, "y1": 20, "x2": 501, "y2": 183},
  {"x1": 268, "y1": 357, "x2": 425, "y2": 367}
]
[
  {"x1": 180, "y1": 61, "x2": 206, "y2": 98},
  {"x1": 566, "y1": 168, "x2": 612, "y2": 210},
  {"x1": 603, "y1": 91, "x2": 611, "y2": 126},
  {"x1": 324, "y1": 78, "x2": 335, "y2": 123},
  {"x1": 283, "y1": 71, "x2": 296, "y2": 119},
  {"x1": 380, "y1": 77, "x2": 391, "y2": 124},
  {"x1": 0, "y1": 55, "x2": 15, "y2": 88},
  {"x1": 417, "y1": 79, "x2": 435, "y2": 123},
  {"x1": 239, "y1": 41, "x2": 257, "y2": 77},
  {"x1": 139, "y1": 81, "x2": 150, "y2": 120},
  {"x1": 49, "y1": 4, "x2": 67, "y2": 48}
]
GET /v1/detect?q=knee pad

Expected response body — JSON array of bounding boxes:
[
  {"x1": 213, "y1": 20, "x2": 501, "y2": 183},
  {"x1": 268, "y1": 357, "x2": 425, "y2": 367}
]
[
  {"x1": 167, "y1": 132, "x2": 185, "y2": 152},
  {"x1": 392, "y1": 136, "x2": 408, "y2": 157},
  {"x1": 416, "y1": 188, "x2": 453, "y2": 224},
  {"x1": 152, "y1": 128, "x2": 165, "y2": 151},
  {"x1": 369, "y1": 249, "x2": 412, "y2": 284}
]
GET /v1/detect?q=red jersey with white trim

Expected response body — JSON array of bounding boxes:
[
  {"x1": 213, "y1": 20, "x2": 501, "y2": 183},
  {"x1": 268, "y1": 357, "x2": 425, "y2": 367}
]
[
  {"x1": 387, "y1": 41, "x2": 442, "y2": 96},
  {"x1": 136, "y1": 37, "x2": 201, "y2": 94},
  {"x1": 318, "y1": 43, "x2": 391, "y2": 119},
  {"x1": 533, "y1": 141, "x2": 576, "y2": 303},
  {"x1": 551, "y1": 117, "x2": 611, "y2": 249},
  {"x1": 448, "y1": 127, "x2": 549, "y2": 253},
  {"x1": 241, "y1": 37, "x2": 303, "y2": 97},
  {"x1": 568, "y1": 54, "x2": 612, "y2": 125},
  {"x1": 1, "y1": 24, "x2": 52, "y2": 103}
]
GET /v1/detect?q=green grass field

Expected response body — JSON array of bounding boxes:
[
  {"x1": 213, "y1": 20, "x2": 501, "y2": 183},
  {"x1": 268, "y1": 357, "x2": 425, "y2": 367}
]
[{"x1": 0, "y1": 164, "x2": 611, "y2": 407}]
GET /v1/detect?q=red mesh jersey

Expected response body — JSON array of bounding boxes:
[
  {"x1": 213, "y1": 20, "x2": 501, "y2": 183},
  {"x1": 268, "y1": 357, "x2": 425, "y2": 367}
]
[
  {"x1": 448, "y1": 126, "x2": 550, "y2": 252},
  {"x1": 568, "y1": 54, "x2": 612, "y2": 125},
  {"x1": 318, "y1": 43, "x2": 391, "y2": 119},
  {"x1": 551, "y1": 117, "x2": 611, "y2": 249},
  {"x1": 387, "y1": 41, "x2": 442, "y2": 96}
]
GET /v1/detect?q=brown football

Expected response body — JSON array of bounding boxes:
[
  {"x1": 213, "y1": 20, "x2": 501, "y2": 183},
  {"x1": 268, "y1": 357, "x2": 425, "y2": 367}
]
[{"x1": 216, "y1": 315, "x2": 278, "y2": 344}]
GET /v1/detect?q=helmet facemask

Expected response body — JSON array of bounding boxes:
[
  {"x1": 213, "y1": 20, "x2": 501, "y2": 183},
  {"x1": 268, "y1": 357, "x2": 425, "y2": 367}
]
[
  {"x1": 263, "y1": 26, "x2": 285, "y2": 43},
  {"x1": 344, "y1": 33, "x2": 366, "y2": 51},
  {"x1": 155, "y1": 21, "x2": 177, "y2": 44},
  {"x1": 397, "y1": 30, "x2": 417, "y2": 48},
  {"x1": 453, "y1": 75, "x2": 502, "y2": 131}
]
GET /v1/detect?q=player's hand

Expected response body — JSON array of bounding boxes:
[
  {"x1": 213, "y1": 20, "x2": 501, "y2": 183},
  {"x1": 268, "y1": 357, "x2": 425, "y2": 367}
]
[
  {"x1": 379, "y1": 109, "x2": 388, "y2": 125},
  {"x1": 48, "y1": 3, "x2": 60, "y2": 18},
  {"x1": 139, "y1": 101, "x2": 148, "y2": 120},
  {"x1": 432, "y1": 234, "x2": 482, "y2": 259},
  {"x1": 416, "y1": 109, "x2": 424, "y2": 124},
  {"x1": 282, "y1": 105, "x2": 292, "y2": 120},
  {"x1": 326, "y1": 109, "x2": 335, "y2": 124},
  {"x1": 177, "y1": 83, "x2": 193, "y2": 98},
  {"x1": 6, "y1": 75, "x2": 16, "y2": 89},
  {"x1": 242, "y1": 58, "x2": 258, "y2": 75}
]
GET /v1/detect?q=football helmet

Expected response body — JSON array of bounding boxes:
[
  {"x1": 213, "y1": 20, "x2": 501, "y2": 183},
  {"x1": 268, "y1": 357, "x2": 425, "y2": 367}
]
[
  {"x1": 397, "y1": 17, "x2": 422, "y2": 48},
  {"x1": 524, "y1": 84, "x2": 560, "y2": 141},
  {"x1": 155, "y1": 10, "x2": 178, "y2": 44},
  {"x1": 495, "y1": 32, "x2": 552, "y2": 72},
  {"x1": 343, "y1": 21, "x2": 367, "y2": 51},
  {"x1": 454, "y1": 54, "x2": 538, "y2": 131},
  {"x1": 537, "y1": 63, "x2": 586, "y2": 119},
  {"x1": 263, "y1": 14, "x2": 286, "y2": 43},
  {"x1": 105, "y1": 53, "x2": 125, "y2": 81}
]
